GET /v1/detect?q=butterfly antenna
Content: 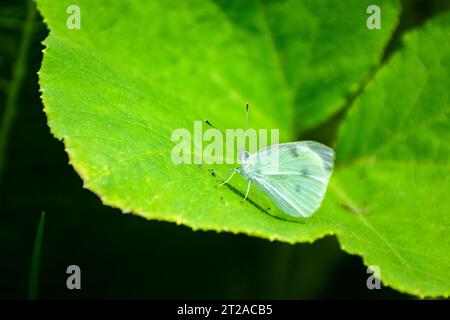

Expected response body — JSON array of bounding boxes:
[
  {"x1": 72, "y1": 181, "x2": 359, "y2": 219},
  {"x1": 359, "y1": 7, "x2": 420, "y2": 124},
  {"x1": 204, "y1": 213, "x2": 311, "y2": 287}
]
[
  {"x1": 242, "y1": 103, "x2": 249, "y2": 151},
  {"x1": 204, "y1": 119, "x2": 226, "y2": 135},
  {"x1": 245, "y1": 103, "x2": 249, "y2": 132}
]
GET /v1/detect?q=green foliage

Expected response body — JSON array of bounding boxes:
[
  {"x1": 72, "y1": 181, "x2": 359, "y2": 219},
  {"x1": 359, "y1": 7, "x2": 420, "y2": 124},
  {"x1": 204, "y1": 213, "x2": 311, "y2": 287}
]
[
  {"x1": 36, "y1": 0, "x2": 449, "y2": 297},
  {"x1": 333, "y1": 12, "x2": 450, "y2": 297},
  {"x1": 0, "y1": 0, "x2": 37, "y2": 180},
  {"x1": 28, "y1": 211, "x2": 45, "y2": 300}
]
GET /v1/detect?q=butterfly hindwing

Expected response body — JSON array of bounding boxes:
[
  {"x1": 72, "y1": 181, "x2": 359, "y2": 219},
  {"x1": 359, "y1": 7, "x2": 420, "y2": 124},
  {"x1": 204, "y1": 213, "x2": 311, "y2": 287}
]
[{"x1": 248, "y1": 141, "x2": 335, "y2": 217}]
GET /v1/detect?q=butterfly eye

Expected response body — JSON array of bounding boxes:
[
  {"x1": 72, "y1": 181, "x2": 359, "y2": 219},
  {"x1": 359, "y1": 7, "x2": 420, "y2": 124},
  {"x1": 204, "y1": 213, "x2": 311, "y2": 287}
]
[{"x1": 241, "y1": 151, "x2": 250, "y2": 161}]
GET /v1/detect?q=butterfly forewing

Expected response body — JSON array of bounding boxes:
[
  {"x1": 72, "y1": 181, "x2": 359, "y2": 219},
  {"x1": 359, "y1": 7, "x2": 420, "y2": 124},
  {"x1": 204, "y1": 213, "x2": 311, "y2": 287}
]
[{"x1": 247, "y1": 141, "x2": 335, "y2": 217}]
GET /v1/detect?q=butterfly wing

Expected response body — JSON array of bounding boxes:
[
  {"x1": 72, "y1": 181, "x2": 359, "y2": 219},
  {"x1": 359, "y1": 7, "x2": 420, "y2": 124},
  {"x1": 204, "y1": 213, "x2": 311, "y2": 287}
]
[{"x1": 247, "y1": 141, "x2": 335, "y2": 217}]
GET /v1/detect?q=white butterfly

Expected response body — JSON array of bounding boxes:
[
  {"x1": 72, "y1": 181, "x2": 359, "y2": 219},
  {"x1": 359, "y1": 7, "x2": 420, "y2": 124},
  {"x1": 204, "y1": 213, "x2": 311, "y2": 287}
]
[{"x1": 211, "y1": 105, "x2": 335, "y2": 218}]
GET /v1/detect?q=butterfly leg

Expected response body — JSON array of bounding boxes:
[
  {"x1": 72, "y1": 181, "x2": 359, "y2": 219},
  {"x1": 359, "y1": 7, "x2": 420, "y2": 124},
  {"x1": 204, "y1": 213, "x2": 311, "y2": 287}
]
[
  {"x1": 216, "y1": 168, "x2": 238, "y2": 187},
  {"x1": 244, "y1": 180, "x2": 252, "y2": 200}
]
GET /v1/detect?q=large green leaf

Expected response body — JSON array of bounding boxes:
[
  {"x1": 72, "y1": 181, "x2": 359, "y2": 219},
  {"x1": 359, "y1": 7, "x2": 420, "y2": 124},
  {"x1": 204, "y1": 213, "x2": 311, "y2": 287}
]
[
  {"x1": 331, "y1": 12, "x2": 450, "y2": 297},
  {"x1": 36, "y1": 0, "x2": 449, "y2": 297},
  {"x1": 256, "y1": 0, "x2": 400, "y2": 131}
]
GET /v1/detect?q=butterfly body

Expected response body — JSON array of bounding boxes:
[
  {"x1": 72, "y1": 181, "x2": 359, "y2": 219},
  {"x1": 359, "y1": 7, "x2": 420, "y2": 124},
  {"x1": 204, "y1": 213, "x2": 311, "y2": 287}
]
[
  {"x1": 237, "y1": 150, "x2": 254, "y2": 180},
  {"x1": 208, "y1": 104, "x2": 335, "y2": 218}
]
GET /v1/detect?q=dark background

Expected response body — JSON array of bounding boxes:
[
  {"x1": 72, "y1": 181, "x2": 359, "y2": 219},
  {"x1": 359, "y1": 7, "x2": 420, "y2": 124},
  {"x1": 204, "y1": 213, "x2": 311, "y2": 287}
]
[{"x1": 1, "y1": 0, "x2": 448, "y2": 299}]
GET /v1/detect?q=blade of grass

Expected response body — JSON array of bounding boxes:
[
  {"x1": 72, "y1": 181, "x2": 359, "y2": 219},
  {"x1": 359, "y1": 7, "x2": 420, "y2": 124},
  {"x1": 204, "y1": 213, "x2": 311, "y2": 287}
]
[{"x1": 28, "y1": 211, "x2": 45, "y2": 300}]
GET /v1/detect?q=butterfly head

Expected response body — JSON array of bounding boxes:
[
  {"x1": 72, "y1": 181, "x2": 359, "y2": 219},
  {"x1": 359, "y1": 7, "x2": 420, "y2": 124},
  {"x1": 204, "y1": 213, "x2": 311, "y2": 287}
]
[
  {"x1": 238, "y1": 149, "x2": 254, "y2": 180},
  {"x1": 238, "y1": 149, "x2": 251, "y2": 164}
]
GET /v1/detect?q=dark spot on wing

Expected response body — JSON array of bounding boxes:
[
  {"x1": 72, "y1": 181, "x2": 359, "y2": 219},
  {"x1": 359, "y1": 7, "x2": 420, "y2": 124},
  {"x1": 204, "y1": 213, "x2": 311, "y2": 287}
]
[
  {"x1": 295, "y1": 185, "x2": 301, "y2": 193},
  {"x1": 210, "y1": 169, "x2": 216, "y2": 177},
  {"x1": 324, "y1": 163, "x2": 333, "y2": 171},
  {"x1": 290, "y1": 147, "x2": 299, "y2": 157},
  {"x1": 301, "y1": 168, "x2": 309, "y2": 176}
]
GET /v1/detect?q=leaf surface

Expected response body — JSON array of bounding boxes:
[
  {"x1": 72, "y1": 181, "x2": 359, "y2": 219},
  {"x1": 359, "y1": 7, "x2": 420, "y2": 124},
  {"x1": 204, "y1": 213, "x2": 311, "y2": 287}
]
[{"x1": 37, "y1": 0, "x2": 450, "y2": 296}]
